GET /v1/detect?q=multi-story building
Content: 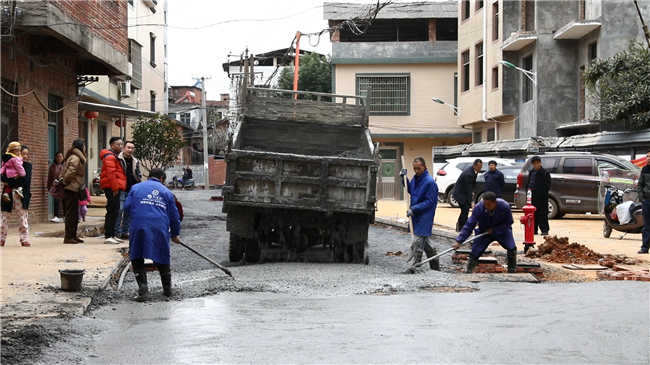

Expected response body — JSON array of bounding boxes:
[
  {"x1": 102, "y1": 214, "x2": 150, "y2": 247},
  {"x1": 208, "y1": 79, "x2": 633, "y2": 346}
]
[
  {"x1": 1, "y1": 0, "x2": 128, "y2": 222},
  {"x1": 458, "y1": 0, "x2": 650, "y2": 142},
  {"x1": 325, "y1": 1, "x2": 469, "y2": 200}
]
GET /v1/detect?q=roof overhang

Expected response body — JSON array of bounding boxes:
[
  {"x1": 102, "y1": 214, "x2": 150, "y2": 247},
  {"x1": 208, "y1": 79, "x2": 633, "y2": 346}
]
[
  {"x1": 554, "y1": 20, "x2": 601, "y2": 40},
  {"x1": 500, "y1": 32, "x2": 537, "y2": 52},
  {"x1": 78, "y1": 101, "x2": 156, "y2": 117}
]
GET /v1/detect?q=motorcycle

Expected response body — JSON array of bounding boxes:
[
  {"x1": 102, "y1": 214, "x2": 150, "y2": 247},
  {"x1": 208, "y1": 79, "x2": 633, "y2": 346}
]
[
  {"x1": 92, "y1": 170, "x2": 102, "y2": 196},
  {"x1": 166, "y1": 175, "x2": 195, "y2": 190},
  {"x1": 599, "y1": 164, "x2": 643, "y2": 239}
]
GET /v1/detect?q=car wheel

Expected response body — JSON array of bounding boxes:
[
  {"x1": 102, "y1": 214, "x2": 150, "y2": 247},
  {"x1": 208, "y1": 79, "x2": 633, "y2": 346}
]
[
  {"x1": 548, "y1": 199, "x2": 559, "y2": 219},
  {"x1": 603, "y1": 222, "x2": 612, "y2": 238},
  {"x1": 447, "y1": 190, "x2": 459, "y2": 208},
  {"x1": 476, "y1": 192, "x2": 484, "y2": 205}
]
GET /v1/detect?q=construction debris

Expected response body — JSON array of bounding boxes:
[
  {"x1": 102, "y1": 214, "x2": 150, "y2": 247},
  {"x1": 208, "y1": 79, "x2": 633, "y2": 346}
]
[
  {"x1": 525, "y1": 236, "x2": 603, "y2": 264},
  {"x1": 597, "y1": 266, "x2": 650, "y2": 281},
  {"x1": 386, "y1": 251, "x2": 407, "y2": 257}
]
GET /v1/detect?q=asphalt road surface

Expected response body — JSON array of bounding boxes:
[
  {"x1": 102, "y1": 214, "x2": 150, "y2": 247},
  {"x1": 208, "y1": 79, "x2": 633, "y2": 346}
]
[{"x1": 10, "y1": 190, "x2": 650, "y2": 364}]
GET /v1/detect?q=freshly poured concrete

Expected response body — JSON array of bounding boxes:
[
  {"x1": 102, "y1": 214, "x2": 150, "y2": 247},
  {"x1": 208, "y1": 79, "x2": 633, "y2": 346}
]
[{"x1": 42, "y1": 281, "x2": 649, "y2": 364}]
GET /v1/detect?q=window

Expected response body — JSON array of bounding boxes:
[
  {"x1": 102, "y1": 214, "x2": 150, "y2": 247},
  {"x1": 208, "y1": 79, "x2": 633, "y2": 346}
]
[
  {"x1": 453, "y1": 72, "x2": 458, "y2": 115},
  {"x1": 588, "y1": 42, "x2": 597, "y2": 62},
  {"x1": 128, "y1": 0, "x2": 134, "y2": 6},
  {"x1": 150, "y1": 91, "x2": 156, "y2": 112},
  {"x1": 524, "y1": 1, "x2": 536, "y2": 31},
  {"x1": 180, "y1": 113, "x2": 191, "y2": 124},
  {"x1": 462, "y1": 0, "x2": 470, "y2": 20},
  {"x1": 522, "y1": 55, "x2": 533, "y2": 102},
  {"x1": 563, "y1": 158, "x2": 593, "y2": 175},
  {"x1": 476, "y1": 43, "x2": 484, "y2": 86},
  {"x1": 492, "y1": 66, "x2": 499, "y2": 89},
  {"x1": 473, "y1": 131, "x2": 482, "y2": 143},
  {"x1": 357, "y1": 75, "x2": 409, "y2": 115},
  {"x1": 493, "y1": 2, "x2": 499, "y2": 40},
  {"x1": 462, "y1": 50, "x2": 470, "y2": 92},
  {"x1": 129, "y1": 39, "x2": 142, "y2": 90},
  {"x1": 528, "y1": 156, "x2": 560, "y2": 173},
  {"x1": 48, "y1": 94, "x2": 62, "y2": 128},
  {"x1": 149, "y1": 33, "x2": 156, "y2": 68},
  {"x1": 477, "y1": 0, "x2": 484, "y2": 10},
  {"x1": 487, "y1": 128, "x2": 495, "y2": 141}
]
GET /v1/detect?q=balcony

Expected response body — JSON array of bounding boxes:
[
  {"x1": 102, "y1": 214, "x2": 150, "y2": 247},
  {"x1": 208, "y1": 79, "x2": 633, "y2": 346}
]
[
  {"x1": 500, "y1": 31, "x2": 537, "y2": 52},
  {"x1": 553, "y1": 20, "x2": 601, "y2": 40},
  {"x1": 331, "y1": 41, "x2": 457, "y2": 64}
]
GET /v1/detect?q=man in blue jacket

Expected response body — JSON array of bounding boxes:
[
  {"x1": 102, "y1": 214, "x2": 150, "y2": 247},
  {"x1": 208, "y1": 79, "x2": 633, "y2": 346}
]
[
  {"x1": 400, "y1": 157, "x2": 440, "y2": 271},
  {"x1": 125, "y1": 168, "x2": 181, "y2": 302},
  {"x1": 453, "y1": 191, "x2": 517, "y2": 273},
  {"x1": 483, "y1": 160, "x2": 505, "y2": 199}
]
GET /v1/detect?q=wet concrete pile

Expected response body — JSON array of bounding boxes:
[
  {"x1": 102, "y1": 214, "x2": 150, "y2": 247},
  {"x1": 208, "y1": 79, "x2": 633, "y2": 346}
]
[
  {"x1": 526, "y1": 236, "x2": 603, "y2": 264},
  {"x1": 1, "y1": 324, "x2": 56, "y2": 365}
]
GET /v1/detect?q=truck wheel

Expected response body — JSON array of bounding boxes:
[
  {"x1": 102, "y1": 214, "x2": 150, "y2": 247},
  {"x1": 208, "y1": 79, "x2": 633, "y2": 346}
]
[
  {"x1": 447, "y1": 190, "x2": 459, "y2": 208},
  {"x1": 357, "y1": 241, "x2": 369, "y2": 265},
  {"x1": 603, "y1": 222, "x2": 612, "y2": 238},
  {"x1": 229, "y1": 233, "x2": 243, "y2": 262},
  {"x1": 244, "y1": 238, "x2": 261, "y2": 262}
]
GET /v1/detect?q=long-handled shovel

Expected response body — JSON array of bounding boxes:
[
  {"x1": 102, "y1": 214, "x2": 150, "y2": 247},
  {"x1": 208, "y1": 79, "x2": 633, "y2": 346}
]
[
  {"x1": 404, "y1": 232, "x2": 488, "y2": 274},
  {"x1": 401, "y1": 156, "x2": 417, "y2": 263},
  {"x1": 179, "y1": 241, "x2": 234, "y2": 279}
]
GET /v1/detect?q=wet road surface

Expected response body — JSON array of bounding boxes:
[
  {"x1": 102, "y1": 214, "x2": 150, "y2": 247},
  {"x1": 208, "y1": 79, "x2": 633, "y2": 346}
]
[{"x1": 40, "y1": 281, "x2": 649, "y2": 364}]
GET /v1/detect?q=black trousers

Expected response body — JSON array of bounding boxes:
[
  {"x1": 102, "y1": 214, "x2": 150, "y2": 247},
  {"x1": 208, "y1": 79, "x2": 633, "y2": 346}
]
[
  {"x1": 104, "y1": 189, "x2": 120, "y2": 238},
  {"x1": 63, "y1": 189, "x2": 79, "y2": 239},
  {"x1": 534, "y1": 208, "x2": 550, "y2": 234},
  {"x1": 456, "y1": 200, "x2": 471, "y2": 232},
  {"x1": 131, "y1": 257, "x2": 171, "y2": 275}
]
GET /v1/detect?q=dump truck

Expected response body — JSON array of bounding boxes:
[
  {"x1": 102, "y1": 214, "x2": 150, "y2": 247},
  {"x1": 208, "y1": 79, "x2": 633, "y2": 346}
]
[{"x1": 222, "y1": 86, "x2": 379, "y2": 264}]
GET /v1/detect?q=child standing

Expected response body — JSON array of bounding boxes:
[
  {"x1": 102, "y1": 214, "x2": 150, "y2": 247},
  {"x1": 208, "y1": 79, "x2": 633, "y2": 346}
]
[
  {"x1": 78, "y1": 186, "x2": 91, "y2": 223},
  {"x1": 1, "y1": 142, "x2": 26, "y2": 202}
]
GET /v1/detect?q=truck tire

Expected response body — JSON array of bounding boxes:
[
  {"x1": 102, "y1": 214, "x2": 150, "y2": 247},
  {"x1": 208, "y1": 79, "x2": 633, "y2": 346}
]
[
  {"x1": 244, "y1": 238, "x2": 261, "y2": 262},
  {"x1": 229, "y1": 233, "x2": 243, "y2": 262}
]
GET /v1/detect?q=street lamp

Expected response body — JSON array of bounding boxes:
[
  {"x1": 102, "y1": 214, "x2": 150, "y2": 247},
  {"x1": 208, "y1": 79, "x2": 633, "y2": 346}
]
[
  {"x1": 431, "y1": 98, "x2": 460, "y2": 115},
  {"x1": 499, "y1": 60, "x2": 537, "y2": 85}
]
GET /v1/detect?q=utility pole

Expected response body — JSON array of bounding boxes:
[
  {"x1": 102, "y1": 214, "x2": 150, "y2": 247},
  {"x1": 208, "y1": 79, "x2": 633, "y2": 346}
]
[
  {"x1": 201, "y1": 77, "x2": 209, "y2": 190},
  {"x1": 634, "y1": 0, "x2": 650, "y2": 48}
]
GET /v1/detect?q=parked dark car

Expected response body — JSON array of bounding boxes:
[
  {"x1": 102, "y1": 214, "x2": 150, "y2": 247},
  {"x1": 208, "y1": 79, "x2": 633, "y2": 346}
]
[
  {"x1": 473, "y1": 165, "x2": 523, "y2": 205},
  {"x1": 514, "y1": 152, "x2": 640, "y2": 219}
]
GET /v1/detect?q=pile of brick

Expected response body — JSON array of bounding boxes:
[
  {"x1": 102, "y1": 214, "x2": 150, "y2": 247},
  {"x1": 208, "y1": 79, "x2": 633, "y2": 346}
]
[
  {"x1": 452, "y1": 249, "x2": 492, "y2": 263},
  {"x1": 474, "y1": 257, "x2": 506, "y2": 273},
  {"x1": 453, "y1": 249, "x2": 544, "y2": 277},
  {"x1": 597, "y1": 265, "x2": 650, "y2": 281}
]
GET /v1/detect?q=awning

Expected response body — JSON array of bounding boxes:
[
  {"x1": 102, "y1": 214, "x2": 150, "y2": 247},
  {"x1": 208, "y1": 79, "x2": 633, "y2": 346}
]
[
  {"x1": 554, "y1": 20, "x2": 601, "y2": 40},
  {"x1": 78, "y1": 101, "x2": 156, "y2": 117},
  {"x1": 501, "y1": 31, "x2": 537, "y2": 52}
]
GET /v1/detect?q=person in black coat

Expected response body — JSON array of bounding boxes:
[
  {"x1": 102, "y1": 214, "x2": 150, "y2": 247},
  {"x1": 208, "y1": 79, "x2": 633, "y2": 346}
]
[
  {"x1": 0, "y1": 145, "x2": 32, "y2": 247},
  {"x1": 526, "y1": 156, "x2": 552, "y2": 235},
  {"x1": 452, "y1": 159, "x2": 482, "y2": 232}
]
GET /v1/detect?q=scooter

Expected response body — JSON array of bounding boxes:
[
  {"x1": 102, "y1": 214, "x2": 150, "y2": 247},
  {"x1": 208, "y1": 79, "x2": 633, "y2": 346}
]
[{"x1": 602, "y1": 184, "x2": 644, "y2": 239}]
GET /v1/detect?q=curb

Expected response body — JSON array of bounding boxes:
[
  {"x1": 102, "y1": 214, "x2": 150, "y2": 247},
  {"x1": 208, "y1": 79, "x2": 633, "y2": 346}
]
[{"x1": 373, "y1": 217, "x2": 457, "y2": 240}]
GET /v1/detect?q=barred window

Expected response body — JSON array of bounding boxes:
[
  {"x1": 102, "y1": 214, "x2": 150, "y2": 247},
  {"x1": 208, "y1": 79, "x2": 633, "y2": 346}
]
[{"x1": 357, "y1": 75, "x2": 409, "y2": 115}]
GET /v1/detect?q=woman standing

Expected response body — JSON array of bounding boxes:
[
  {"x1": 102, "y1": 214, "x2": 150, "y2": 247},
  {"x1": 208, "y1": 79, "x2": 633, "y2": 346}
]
[
  {"x1": 47, "y1": 151, "x2": 64, "y2": 223},
  {"x1": 60, "y1": 140, "x2": 87, "y2": 244},
  {"x1": 0, "y1": 145, "x2": 32, "y2": 247}
]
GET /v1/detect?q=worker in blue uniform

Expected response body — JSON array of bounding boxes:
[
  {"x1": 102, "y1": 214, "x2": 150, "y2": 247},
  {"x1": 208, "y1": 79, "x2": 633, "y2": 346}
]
[
  {"x1": 400, "y1": 157, "x2": 440, "y2": 271},
  {"x1": 453, "y1": 191, "x2": 517, "y2": 273}
]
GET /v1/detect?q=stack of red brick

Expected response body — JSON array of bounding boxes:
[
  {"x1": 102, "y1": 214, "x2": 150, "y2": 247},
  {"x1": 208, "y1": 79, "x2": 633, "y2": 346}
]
[
  {"x1": 452, "y1": 250, "x2": 544, "y2": 277},
  {"x1": 597, "y1": 266, "x2": 650, "y2": 281}
]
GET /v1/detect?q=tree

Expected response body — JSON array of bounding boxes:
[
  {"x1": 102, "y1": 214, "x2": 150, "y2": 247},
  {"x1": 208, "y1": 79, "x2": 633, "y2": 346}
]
[
  {"x1": 584, "y1": 41, "x2": 650, "y2": 130},
  {"x1": 275, "y1": 53, "x2": 331, "y2": 100},
  {"x1": 132, "y1": 113, "x2": 186, "y2": 174}
]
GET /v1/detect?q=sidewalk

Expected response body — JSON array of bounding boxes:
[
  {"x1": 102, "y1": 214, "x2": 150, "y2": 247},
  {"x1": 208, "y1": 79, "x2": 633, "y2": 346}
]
[{"x1": 1, "y1": 195, "x2": 128, "y2": 324}]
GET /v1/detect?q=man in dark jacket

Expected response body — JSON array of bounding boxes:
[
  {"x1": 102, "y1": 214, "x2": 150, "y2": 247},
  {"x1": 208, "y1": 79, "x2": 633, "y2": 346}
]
[
  {"x1": 115, "y1": 141, "x2": 142, "y2": 240},
  {"x1": 453, "y1": 159, "x2": 482, "y2": 232},
  {"x1": 400, "y1": 157, "x2": 439, "y2": 271},
  {"x1": 453, "y1": 192, "x2": 517, "y2": 273},
  {"x1": 526, "y1": 156, "x2": 552, "y2": 235},
  {"x1": 637, "y1": 150, "x2": 650, "y2": 254},
  {"x1": 483, "y1": 160, "x2": 505, "y2": 199},
  {"x1": 125, "y1": 169, "x2": 181, "y2": 301}
]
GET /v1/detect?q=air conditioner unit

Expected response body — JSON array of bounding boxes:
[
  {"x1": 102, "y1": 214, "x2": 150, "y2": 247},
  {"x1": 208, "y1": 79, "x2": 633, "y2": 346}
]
[
  {"x1": 126, "y1": 62, "x2": 133, "y2": 80},
  {"x1": 120, "y1": 80, "x2": 131, "y2": 97}
]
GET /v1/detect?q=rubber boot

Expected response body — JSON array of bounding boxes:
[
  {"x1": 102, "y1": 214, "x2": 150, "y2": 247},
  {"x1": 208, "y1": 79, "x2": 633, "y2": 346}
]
[
  {"x1": 133, "y1": 269, "x2": 149, "y2": 302},
  {"x1": 507, "y1": 248, "x2": 518, "y2": 273},
  {"x1": 159, "y1": 266, "x2": 172, "y2": 298},
  {"x1": 424, "y1": 246, "x2": 440, "y2": 271},
  {"x1": 404, "y1": 251, "x2": 423, "y2": 274},
  {"x1": 466, "y1": 256, "x2": 478, "y2": 274}
]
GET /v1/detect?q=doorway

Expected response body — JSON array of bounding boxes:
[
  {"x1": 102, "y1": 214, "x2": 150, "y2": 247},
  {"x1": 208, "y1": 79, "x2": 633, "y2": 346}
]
[{"x1": 378, "y1": 147, "x2": 402, "y2": 200}]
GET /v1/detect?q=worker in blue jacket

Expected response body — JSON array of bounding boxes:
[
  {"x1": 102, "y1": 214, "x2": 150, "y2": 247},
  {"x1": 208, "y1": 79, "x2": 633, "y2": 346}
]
[
  {"x1": 453, "y1": 191, "x2": 517, "y2": 273},
  {"x1": 125, "y1": 168, "x2": 181, "y2": 302},
  {"x1": 483, "y1": 160, "x2": 505, "y2": 198},
  {"x1": 400, "y1": 157, "x2": 440, "y2": 271}
]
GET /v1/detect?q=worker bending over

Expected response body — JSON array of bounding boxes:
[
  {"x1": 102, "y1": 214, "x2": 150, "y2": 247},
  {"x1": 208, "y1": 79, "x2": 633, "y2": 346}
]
[{"x1": 453, "y1": 191, "x2": 517, "y2": 273}]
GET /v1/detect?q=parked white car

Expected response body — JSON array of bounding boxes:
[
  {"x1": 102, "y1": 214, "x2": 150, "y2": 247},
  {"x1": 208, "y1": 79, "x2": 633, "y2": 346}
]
[{"x1": 436, "y1": 157, "x2": 518, "y2": 207}]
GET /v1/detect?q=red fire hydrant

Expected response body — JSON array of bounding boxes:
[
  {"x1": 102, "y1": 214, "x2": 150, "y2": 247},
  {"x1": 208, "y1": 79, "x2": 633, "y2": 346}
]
[{"x1": 520, "y1": 189, "x2": 537, "y2": 253}]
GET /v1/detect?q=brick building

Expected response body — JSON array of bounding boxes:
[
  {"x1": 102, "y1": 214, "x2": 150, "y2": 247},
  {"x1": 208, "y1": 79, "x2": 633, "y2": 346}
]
[{"x1": 1, "y1": 0, "x2": 129, "y2": 222}]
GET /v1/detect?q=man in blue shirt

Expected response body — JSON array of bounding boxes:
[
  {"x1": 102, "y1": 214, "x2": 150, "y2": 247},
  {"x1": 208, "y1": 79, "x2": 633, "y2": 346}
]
[
  {"x1": 483, "y1": 160, "x2": 505, "y2": 199},
  {"x1": 400, "y1": 157, "x2": 440, "y2": 271},
  {"x1": 125, "y1": 168, "x2": 181, "y2": 302},
  {"x1": 453, "y1": 191, "x2": 517, "y2": 273}
]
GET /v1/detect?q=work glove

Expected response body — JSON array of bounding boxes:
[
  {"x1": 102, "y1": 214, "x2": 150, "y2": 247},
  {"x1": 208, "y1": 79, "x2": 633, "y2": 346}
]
[
  {"x1": 399, "y1": 168, "x2": 408, "y2": 178},
  {"x1": 406, "y1": 209, "x2": 413, "y2": 217}
]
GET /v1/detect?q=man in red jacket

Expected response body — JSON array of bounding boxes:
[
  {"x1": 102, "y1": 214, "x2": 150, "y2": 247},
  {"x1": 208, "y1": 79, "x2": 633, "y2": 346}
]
[{"x1": 100, "y1": 137, "x2": 126, "y2": 244}]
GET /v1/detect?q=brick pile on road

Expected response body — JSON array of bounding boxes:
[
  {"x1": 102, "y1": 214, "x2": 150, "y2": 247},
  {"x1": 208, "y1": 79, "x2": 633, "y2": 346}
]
[
  {"x1": 597, "y1": 266, "x2": 650, "y2": 281},
  {"x1": 598, "y1": 254, "x2": 647, "y2": 268},
  {"x1": 526, "y1": 235, "x2": 603, "y2": 264},
  {"x1": 453, "y1": 250, "x2": 544, "y2": 277}
]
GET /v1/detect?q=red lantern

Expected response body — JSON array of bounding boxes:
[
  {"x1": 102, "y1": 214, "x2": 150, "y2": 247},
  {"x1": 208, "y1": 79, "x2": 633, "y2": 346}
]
[
  {"x1": 84, "y1": 111, "x2": 99, "y2": 119},
  {"x1": 114, "y1": 118, "x2": 126, "y2": 127}
]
